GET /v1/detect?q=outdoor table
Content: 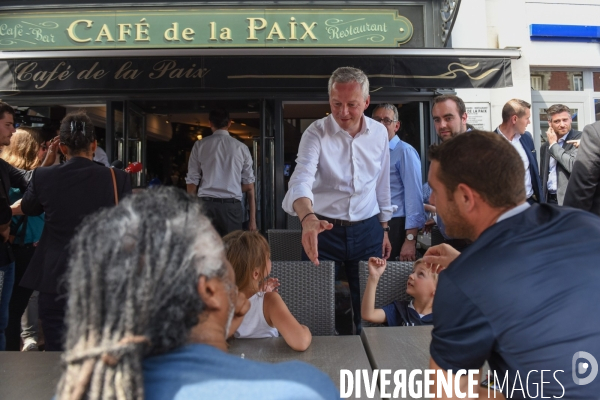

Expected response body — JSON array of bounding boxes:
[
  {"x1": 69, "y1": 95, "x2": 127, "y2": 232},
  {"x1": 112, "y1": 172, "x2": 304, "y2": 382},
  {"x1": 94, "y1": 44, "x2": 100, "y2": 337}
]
[
  {"x1": 0, "y1": 351, "x2": 62, "y2": 399},
  {"x1": 361, "y1": 326, "x2": 433, "y2": 372},
  {"x1": 229, "y1": 335, "x2": 377, "y2": 399}
]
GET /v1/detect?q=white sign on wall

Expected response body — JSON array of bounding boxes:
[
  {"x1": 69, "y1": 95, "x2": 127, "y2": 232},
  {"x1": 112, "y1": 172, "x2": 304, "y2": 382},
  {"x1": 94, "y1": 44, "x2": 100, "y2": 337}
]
[{"x1": 465, "y1": 102, "x2": 491, "y2": 131}]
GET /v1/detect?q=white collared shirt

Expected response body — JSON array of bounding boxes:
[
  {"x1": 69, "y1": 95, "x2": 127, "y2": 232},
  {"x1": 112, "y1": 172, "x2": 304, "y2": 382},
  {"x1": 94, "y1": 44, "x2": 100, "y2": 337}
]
[
  {"x1": 185, "y1": 129, "x2": 255, "y2": 200},
  {"x1": 497, "y1": 127, "x2": 534, "y2": 198},
  {"x1": 282, "y1": 114, "x2": 393, "y2": 222},
  {"x1": 547, "y1": 136, "x2": 568, "y2": 193},
  {"x1": 496, "y1": 202, "x2": 530, "y2": 224}
]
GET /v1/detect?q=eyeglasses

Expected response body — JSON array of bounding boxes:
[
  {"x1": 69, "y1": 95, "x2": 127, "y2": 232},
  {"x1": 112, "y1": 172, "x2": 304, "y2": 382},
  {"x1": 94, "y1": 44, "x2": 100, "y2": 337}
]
[{"x1": 372, "y1": 117, "x2": 398, "y2": 126}]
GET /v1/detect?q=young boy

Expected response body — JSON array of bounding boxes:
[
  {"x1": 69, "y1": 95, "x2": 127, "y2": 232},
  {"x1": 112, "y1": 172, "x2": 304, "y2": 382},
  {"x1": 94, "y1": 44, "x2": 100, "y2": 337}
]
[{"x1": 361, "y1": 257, "x2": 437, "y2": 326}]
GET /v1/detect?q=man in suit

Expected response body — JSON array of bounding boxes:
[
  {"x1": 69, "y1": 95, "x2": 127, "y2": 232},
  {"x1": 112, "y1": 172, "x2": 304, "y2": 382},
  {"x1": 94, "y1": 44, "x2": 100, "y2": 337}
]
[
  {"x1": 540, "y1": 104, "x2": 581, "y2": 205},
  {"x1": 495, "y1": 99, "x2": 545, "y2": 204},
  {"x1": 564, "y1": 121, "x2": 600, "y2": 215}
]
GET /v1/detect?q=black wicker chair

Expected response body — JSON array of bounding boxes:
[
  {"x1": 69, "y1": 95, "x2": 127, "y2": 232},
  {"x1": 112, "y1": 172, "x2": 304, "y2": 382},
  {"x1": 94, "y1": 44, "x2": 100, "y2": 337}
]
[
  {"x1": 271, "y1": 261, "x2": 335, "y2": 336},
  {"x1": 286, "y1": 213, "x2": 302, "y2": 230},
  {"x1": 358, "y1": 260, "x2": 414, "y2": 327},
  {"x1": 267, "y1": 229, "x2": 302, "y2": 261}
]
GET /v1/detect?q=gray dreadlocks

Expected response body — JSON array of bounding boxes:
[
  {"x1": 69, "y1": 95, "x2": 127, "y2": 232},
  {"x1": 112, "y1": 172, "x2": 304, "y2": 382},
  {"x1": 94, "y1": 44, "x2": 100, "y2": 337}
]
[{"x1": 56, "y1": 187, "x2": 225, "y2": 400}]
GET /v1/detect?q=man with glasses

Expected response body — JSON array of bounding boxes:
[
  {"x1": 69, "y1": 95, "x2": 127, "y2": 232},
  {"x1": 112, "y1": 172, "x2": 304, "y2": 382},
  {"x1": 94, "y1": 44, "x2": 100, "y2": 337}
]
[{"x1": 372, "y1": 104, "x2": 426, "y2": 261}]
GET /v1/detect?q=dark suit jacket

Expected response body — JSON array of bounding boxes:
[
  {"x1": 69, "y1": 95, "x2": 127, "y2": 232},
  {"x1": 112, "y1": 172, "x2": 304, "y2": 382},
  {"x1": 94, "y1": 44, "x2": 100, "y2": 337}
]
[
  {"x1": 20, "y1": 157, "x2": 131, "y2": 294},
  {"x1": 495, "y1": 129, "x2": 545, "y2": 203},
  {"x1": 0, "y1": 160, "x2": 31, "y2": 266},
  {"x1": 564, "y1": 121, "x2": 600, "y2": 215},
  {"x1": 540, "y1": 129, "x2": 581, "y2": 205}
]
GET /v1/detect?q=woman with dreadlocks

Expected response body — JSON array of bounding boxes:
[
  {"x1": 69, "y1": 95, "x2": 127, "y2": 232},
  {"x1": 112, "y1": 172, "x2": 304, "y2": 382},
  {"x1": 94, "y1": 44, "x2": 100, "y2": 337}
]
[
  {"x1": 56, "y1": 187, "x2": 340, "y2": 400},
  {"x1": 19, "y1": 111, "x2": 132, "y2": 351}
]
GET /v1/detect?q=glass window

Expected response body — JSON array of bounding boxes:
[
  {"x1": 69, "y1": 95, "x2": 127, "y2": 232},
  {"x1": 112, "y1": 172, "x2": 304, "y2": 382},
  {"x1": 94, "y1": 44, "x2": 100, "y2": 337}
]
[
  {"x1": 595, "y1": 99, "x2": 600, "y2": 122},
  {"x1": 594, "y1": 72, "x2": 600, "y2": 92},
  {"x1": 529, "y1": 71, "x2": 584, "y2": 91}
]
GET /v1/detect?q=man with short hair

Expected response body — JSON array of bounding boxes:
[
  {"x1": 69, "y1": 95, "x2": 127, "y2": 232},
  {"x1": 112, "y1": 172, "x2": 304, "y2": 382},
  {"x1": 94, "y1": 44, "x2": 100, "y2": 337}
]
[
  {"x1": 427, "y1": 94, "x2": 470, "y2": 250},
  {"x1": 56, "y1": 187, "x2": 340, "y2": 400},
  {"x1": 283, "y1": 67, "x2": 394, "y2": 333},
  {"x1": 495, "y1": 99, "x2": 545, "y2": 204},
  {"x1": 423, "y1": 130, "x2": 600, "y2": 399},
  {"x1": 563, "y1": 121, "x2": 600, "y2": 215},
  {"x1": 186, "y1": 108, "x2": 256, "y2": 236},
  {"x1": 372, "y1": 103, "x2": 426, "y2": 261},
  {"x1": 540, "y1": 104, "x2": 581, "y2": 205},
  {"x1": 431, "y1": 94, "x2": 468, "y2": 142}
]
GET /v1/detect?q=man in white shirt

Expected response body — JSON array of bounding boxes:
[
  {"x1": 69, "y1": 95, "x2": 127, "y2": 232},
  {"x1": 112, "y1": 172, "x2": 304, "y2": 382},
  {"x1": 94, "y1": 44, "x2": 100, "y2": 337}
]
[
  {"x1": 282, "y1": 67, "x2": 394, "y2": 333},
  {"x1": 186, "y1": 108, "x2": 256, "y2": 236},
  {"x1": 495, "y1": 99, "x2": 545, "y2": 204}
]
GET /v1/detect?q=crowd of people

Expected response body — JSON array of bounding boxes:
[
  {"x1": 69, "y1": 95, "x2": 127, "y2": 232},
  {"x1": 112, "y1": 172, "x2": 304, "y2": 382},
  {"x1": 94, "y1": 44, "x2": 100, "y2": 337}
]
[{"x1": 0, "y1": 63, "x2": 598, "y2": 399}]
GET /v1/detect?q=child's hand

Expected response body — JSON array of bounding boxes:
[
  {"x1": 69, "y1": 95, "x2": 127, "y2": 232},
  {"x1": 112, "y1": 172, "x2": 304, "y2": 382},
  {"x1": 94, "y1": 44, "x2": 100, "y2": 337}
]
[
  {"x1": 262, "y1": 277, "x2": 280, "y2": 293},
  {"x1": 367, "y1": 257, "x2": 387, "y2": 279}
]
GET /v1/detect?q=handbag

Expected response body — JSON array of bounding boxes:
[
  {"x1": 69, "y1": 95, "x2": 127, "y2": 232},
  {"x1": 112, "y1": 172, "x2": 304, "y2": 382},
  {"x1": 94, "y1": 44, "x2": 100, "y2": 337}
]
[{"x1": 110, "y1": 168, "x2": 119, "y2": 205}]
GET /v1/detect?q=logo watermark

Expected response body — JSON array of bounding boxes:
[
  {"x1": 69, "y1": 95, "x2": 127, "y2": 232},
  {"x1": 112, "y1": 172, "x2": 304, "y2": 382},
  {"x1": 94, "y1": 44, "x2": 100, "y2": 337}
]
[{"x1": 572, "y1": 351, "x2": 598, "y2": 386}]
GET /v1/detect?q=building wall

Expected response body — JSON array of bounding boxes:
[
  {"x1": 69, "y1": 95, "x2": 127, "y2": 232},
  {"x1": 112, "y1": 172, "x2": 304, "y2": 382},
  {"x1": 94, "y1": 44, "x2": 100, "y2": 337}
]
[{"x1": 451, "y1": 0, "x2": 600, "y2": 144}]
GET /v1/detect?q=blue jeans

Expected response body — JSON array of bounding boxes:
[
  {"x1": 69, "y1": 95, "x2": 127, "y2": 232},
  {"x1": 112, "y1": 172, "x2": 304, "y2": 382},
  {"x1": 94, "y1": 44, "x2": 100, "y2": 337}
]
[
  {"x1": 302, "y1": 215, "x2": 383, "y2": 334},
  {"x1": 0, "y1": 262, "x2": 15, "y2": 351}
]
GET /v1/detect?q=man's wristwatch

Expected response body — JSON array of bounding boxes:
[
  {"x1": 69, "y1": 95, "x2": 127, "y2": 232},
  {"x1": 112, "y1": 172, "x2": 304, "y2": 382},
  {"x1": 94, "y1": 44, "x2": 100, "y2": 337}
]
[
  {"x1": 383, "y1": 226, "x2": 391, "y2": 232},
  {"x1": 405, "y1": 233, "x2": 416, "y2": 241}
]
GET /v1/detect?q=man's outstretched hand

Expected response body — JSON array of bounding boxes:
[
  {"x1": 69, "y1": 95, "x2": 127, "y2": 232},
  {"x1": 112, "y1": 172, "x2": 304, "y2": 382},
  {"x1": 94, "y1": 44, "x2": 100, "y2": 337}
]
[{"x1": 301, "y1": 217, "x2": 333, "y2": 265}]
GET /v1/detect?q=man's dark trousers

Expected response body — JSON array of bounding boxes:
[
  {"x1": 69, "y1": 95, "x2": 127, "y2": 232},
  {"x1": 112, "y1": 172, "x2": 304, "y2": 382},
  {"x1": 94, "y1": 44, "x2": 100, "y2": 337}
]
[
  {"x1": 302, "y1": 215, "x2": 383, "y2": 334},
  {"x1": 388, "y1": 216, "x2": 406, "y2": 261},
  {"x1": 200, "y1": 198, "x2": 242, "y2": 237},
  {"x1": 38, "y1": 292, "x2": 66, "y2": 351}
]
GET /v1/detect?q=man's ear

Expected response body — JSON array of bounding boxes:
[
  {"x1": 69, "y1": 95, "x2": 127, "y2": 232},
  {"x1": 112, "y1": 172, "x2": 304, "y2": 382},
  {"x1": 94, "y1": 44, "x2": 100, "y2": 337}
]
[
  {"x1": 511, "y1": 115, "x2": 518, "y2": 125},
  {"x1": 455, "y1": 183, "x2": 477, "y2": 212},
  {"x1": 197, "y1": 275, "x2": 225, "y2": 311}
]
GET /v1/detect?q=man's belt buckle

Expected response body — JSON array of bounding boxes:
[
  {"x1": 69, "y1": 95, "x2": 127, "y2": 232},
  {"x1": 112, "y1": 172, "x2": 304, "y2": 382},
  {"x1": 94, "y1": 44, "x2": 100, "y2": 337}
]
[{"x1": 338, "y1": 219, "x2": 353, "y2": 227}]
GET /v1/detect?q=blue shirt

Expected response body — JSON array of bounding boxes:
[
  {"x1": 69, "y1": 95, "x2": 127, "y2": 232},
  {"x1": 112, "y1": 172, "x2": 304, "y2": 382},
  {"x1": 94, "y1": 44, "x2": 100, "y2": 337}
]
[
  {"x1": 431, "y1": 204, "x2": 600, "y2": 399},
  {"x1": 143, "y1": 344, "x2": 341, "y2": 400},
  {"x1": 9, "y1": 187, "x2": 44, "y2": 245},
  {"x1": 389, "y1": 136, "x2": 426, "y2": 229},
  {"x1": 382, "y1": 300, "x2": 433, "y2": 327}
]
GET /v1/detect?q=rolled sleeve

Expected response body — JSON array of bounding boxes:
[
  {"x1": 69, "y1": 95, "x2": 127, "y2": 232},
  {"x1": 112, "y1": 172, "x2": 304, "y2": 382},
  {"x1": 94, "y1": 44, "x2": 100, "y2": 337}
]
[
  {"x1": 430, "y1": 275, "x2": 493, "y2": 371},
  {"x1": 282, "y1": 130, "x2": 320, "y2": 216},
  {"x1": 185, "y1": 142, "x2": 201, "y2": 185},
  {"x1": 241, "y1": 146, "x2": 256, "y2": 185},
  {"x1": 398, "y1": 148, "x2": 427, "y2": 230},
  {"x1": 376, "y1": 135, "x2": 393, "y2": 222}
]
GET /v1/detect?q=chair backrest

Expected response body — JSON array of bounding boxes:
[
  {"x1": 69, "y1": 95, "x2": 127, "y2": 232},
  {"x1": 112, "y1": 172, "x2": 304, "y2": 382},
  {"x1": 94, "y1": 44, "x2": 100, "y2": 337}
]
[
  {"x1": 268, "y1": 229, "x2": 302, "y2": 261},
  {"x1": 358, "y1": 260, "x2": 414, "y2": 327},
  {"x1": 286, "y1": 214, "x2": 302, "y2": 230},
  {"x1": 271, "y1": 261, "x2": 335, "y2": 336}
]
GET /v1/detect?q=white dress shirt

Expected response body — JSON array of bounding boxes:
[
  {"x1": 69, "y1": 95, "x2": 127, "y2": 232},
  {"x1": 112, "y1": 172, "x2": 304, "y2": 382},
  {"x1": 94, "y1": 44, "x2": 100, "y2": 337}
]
[
  {"x1": 282, "y1": 114, "x2": 394, "y2": 222},
  {"x1": 497, "y1": 128, "x2": 534, "y2": 198},
  {"x1": 185, "y1": 130, "x2": 255, "y2": 200}
]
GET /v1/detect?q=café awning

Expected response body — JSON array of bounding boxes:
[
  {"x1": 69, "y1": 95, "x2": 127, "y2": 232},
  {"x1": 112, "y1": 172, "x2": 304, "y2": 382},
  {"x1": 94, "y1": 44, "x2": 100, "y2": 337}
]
[{"x1": 0, "y1": 48, "x2": 519, "y2": 94}]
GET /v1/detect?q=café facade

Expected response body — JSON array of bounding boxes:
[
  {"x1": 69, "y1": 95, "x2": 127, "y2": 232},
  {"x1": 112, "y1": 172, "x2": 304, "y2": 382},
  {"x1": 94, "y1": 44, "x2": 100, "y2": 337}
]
[{"x1": 0, "y1": 0, "x2": 518, "y2": 231}]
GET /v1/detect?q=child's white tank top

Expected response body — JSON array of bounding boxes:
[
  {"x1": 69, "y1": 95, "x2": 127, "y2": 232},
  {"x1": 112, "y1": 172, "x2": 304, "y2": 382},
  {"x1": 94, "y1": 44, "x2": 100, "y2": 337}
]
[{"x1": 234, "y1": 292, "x2": 279, "y2": 338}]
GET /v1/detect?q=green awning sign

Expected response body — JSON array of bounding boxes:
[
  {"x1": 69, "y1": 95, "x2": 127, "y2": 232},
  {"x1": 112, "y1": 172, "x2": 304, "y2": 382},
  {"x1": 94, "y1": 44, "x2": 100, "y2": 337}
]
[{"x1": 0, "y1": 9, "x2": 414, "y2": 50}]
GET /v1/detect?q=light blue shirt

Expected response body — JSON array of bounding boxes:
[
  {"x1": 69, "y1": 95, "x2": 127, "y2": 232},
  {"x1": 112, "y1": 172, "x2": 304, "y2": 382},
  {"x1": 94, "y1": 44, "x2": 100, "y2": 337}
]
[
  {"x1": 389, "y1": 136, "x2": 427, "y2": 229},
  {"x1": 547, "y1": 136, "x2": 567, "y2": 193}
]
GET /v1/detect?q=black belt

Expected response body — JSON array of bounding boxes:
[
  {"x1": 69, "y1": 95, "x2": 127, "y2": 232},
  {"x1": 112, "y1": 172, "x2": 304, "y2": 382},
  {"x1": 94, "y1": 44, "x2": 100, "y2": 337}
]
[
  {"x1": 315, "y1": 214, "x2": 367, "y2": 227},
  {"x1": 200, "y1": 197, "x2": 240, "y2": 204}
]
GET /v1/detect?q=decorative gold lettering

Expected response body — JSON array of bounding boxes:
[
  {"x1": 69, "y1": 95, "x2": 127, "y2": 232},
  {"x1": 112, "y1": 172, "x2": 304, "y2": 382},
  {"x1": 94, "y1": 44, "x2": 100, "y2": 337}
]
[
  {"x1": 66, "y1": 20, "x2": 93, "y2": 43},
  {"x1": 135, "y1": 18, "x2": 150, "y2": 42},
  {"x1": 247, "y1": 18, "x2": 266, "y2": 40},
  {"x1": 118, "y1": 23, "x2": 132, "y2": 42},
  {"x1": 266, "y1": 22, "x2": 285, "y2": 40},
  {"x1": 220, "y1": 27, "x2": 232, "y2": 41},
  {"x1": 289, "y1": 17, "x2": 298, "y2": 40},
  {"x1": 148, "y1": 60, "x2": 176, "y2": 79},
  {"x1": 115, "y1": 61, "x2": 143, "y2": 79},
  {"x1": 182, "y1": 27, "x2": 195, "y2": 41},
  {"x1": 95, "y1": 24, "x2": 115, "y2": 42},
  {"x1": 15, "y1": 62, "x2": 36, "y2": 82},
  {"x1": 32, "y1": 62, "x2": 73, "y2": 89},
  {"x1": 76, "y1": 62, "x2": 109, "y2": 80},
  {"x1": 164, "y1": 22, "x2": 179, "y2": 42},
  {"x1": 209, "y1": 22, "x2": 217, "y2": 41},
  {"x1": 300, "y1": 22, "x2": 317, "y2": 40}
]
